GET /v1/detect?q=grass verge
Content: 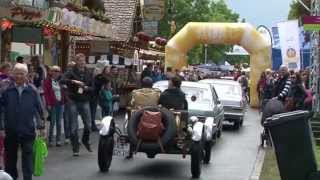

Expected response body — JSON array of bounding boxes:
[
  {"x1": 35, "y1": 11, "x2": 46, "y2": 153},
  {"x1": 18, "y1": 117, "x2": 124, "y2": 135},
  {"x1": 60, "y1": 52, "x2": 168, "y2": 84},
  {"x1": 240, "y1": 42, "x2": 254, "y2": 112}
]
[
  {"x1": 260, "y1": 146, "x2": 320, "y2": 180},
  {"x1": 259, "y1": 148, "x2": 280, "y2": 180}
]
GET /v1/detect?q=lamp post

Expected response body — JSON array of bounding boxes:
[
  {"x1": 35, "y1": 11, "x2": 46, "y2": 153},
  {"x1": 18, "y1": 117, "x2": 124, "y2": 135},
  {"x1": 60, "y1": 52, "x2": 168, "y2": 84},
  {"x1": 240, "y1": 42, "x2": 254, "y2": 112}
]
[{"x1": 204, "y1": 44, "x2": 208, "y2": 64}]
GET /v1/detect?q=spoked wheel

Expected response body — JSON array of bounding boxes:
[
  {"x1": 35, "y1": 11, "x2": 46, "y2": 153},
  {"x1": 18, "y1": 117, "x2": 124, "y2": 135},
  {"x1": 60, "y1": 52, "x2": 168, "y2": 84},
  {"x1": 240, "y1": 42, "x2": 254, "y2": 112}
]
[
  {"x1": 191, "y1": 141, "x2": 203, "y2": 178},
  {"x1": 203, "y1": 141, "x2": 212, "y2": 164},
  {"x1": 98, "y1": 135, "x2": 114, "y2": 172}
]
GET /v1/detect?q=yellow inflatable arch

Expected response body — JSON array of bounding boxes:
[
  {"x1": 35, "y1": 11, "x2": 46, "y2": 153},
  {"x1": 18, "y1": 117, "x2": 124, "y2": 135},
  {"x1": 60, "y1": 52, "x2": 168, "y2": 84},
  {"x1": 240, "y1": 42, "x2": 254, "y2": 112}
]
[{"x1": 165, "y1": 22, "x2": 271, "y2": 107}]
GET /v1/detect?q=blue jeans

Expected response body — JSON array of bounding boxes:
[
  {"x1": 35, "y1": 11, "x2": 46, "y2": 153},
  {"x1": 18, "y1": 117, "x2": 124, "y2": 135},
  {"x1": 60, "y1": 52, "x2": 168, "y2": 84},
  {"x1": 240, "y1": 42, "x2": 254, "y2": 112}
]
[
  {"x1": 63, "y1": 102, "x2": 72, "y2": 139},
  {"x1": 48, "y1": 103, "x2": 63, "y2": 143},
  {"x1": 89, "y1": 97, "x2": 98, "y2": 129},
  {"x1": 69, "y1": 101, "x2": 91, "y2": 152}
]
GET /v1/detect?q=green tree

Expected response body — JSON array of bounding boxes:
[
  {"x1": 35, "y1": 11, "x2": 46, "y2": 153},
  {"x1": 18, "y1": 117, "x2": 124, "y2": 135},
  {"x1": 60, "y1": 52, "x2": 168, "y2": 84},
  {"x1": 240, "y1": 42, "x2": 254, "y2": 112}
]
[
  {"x1": 159, "y1": 0, "x2": 239, "y2": 64},
  {"x1": 288, "y1": 0, "x2": 310, "y2": 20}
]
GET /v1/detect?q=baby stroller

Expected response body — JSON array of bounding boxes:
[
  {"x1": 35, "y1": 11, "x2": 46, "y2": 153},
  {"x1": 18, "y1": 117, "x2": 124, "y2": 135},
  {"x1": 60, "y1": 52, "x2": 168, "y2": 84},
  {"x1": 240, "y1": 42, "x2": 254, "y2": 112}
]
[{"x1": 260, "y1": 99, "x2": 285, "y2": 147}]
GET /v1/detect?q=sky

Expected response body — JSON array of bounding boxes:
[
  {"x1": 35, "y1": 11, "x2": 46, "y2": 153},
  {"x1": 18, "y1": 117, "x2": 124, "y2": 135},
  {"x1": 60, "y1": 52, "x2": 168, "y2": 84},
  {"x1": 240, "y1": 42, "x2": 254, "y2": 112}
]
[{"x1": 225, "y1": 0, "x2": 293, "y2": 28}]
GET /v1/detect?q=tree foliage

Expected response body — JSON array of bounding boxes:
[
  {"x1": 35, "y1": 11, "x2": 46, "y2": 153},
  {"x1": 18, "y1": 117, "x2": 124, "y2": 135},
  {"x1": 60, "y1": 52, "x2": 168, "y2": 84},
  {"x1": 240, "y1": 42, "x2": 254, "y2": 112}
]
[
  {"x1": 288, "y1": 0, "x2": 310, "y2": 20},
  {"x1": 159, "y1": 0, "x2": 239, "y2": 64}
]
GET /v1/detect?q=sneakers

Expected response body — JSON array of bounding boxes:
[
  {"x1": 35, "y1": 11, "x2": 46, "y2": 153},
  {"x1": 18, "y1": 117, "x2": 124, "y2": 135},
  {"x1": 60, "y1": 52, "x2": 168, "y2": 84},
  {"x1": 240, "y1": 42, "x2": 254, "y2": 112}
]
[
  {"x1": 56, "y1": 141, "x2": 62, "y2": 147},
  {"x1": 65, "y1": 139, "x2": 70, "y2": 145},
  {"x1": 73, "y1": 152, "x2": 79, "y2": 157}
]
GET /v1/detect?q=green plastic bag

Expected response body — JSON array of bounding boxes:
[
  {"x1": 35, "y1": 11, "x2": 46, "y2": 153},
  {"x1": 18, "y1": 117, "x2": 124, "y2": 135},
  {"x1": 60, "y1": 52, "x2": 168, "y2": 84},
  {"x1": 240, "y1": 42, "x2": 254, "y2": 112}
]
[{"x1": 33, "y1": 137, "x2": 48, "y2": 176}]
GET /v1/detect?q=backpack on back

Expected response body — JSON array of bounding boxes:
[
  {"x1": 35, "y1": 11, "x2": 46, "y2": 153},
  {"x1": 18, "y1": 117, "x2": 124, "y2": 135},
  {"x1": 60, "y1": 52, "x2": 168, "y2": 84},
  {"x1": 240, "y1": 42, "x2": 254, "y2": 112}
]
[{"x1": 136, "y1": 111, "x2": 164, "y2": 141}]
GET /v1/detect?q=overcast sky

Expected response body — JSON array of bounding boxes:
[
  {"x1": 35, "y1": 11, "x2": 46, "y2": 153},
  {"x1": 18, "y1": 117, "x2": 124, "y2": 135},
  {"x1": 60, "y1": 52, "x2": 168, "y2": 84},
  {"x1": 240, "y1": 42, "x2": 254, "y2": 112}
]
[{"x1": 225, "y1": 0, "x2": 293, "y2": 28}]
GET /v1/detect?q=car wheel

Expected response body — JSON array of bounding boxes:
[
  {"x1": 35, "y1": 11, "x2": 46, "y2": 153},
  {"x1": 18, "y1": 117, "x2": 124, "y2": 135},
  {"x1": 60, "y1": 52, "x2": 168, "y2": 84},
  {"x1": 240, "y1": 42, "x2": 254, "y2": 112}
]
[
  {"x1": 191, "y1": 141, "x2": 203, "y2": 178},
  {"x1": 217, "y1": 127, "x2": 222, "y2": 138},
  {"x1": 203, "y1": 141, "x2": 212, "y2": 164},
  {"x1": 233, "y1": 121, "x2": 240, "y2": 130},
  {"x1": 240, "y1": 118, "x2": 244, "y2": 126},
  {"x1": 98, "y1": 135, "x2": 114, "y2": 172}
]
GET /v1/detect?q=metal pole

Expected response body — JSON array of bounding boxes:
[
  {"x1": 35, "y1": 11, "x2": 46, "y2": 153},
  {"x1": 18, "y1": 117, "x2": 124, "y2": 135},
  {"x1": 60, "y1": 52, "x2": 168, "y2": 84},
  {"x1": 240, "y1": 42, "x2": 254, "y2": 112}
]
[{"x1": 204, "y1": 44, "x2": 208, "y2": 64}]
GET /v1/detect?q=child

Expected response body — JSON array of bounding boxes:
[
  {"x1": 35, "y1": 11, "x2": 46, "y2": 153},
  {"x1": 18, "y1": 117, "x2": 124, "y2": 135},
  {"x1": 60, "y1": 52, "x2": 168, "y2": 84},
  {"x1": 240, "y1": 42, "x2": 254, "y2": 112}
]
[{"x1": 99, "y1": 79, "x2": 113, "y2": 117}]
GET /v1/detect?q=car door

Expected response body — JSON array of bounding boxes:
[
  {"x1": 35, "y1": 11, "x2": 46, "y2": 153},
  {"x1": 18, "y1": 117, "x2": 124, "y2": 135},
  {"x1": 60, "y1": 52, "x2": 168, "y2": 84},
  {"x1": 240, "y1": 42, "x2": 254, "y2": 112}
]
[{"x1": 211, "y1": 86, "x2": 224, "y2": 128}]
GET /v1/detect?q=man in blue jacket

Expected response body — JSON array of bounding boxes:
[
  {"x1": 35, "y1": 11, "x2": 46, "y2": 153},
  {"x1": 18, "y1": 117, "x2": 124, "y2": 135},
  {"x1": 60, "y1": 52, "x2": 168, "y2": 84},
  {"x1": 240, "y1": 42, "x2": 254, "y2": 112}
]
[{"x1": 0, "y1": 63, "x2": 45, "y2": 180}]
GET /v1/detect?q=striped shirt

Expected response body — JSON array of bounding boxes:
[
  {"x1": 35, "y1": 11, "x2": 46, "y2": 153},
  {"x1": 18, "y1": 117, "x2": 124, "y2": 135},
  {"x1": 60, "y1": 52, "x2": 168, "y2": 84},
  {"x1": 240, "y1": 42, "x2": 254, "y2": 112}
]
[{"x1": 277, "y1": 78, "x2": 292, "y2": 100}]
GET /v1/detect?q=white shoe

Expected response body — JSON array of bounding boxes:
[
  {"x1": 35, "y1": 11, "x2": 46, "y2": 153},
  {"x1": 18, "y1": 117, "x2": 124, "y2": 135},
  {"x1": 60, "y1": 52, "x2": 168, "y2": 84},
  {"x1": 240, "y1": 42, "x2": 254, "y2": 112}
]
[{"x1": 65, "y1": 139, "x2": 70, "y2": 145}]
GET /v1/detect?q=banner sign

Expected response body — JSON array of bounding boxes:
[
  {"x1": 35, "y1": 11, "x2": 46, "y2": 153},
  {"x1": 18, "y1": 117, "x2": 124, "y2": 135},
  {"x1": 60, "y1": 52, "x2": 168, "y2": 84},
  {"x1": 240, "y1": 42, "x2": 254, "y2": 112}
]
[
  {"x1": 303, "y1": 16, "x2": 320, "y2": 31},
  {"x1": 271, "y1": 26, "x2": 280, "y2": 49},
  {"x1": 277, "y1": 20, "x2": 301, "y2": 70},
  {"x1": 142, "y1": 0, "x2": 165, "y2": 21}
]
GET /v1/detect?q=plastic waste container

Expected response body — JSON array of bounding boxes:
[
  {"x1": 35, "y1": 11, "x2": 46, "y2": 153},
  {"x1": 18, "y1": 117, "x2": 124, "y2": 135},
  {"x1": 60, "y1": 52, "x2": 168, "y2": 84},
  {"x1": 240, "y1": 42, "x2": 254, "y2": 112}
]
[{"x1": 264, "y1": 110, "x2": 318, "y2": 180}]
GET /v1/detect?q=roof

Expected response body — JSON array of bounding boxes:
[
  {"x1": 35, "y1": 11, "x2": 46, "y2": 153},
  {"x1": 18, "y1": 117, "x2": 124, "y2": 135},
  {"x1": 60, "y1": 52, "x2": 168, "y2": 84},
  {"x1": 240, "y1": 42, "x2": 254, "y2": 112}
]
[
  {"x1": 153, "y1": 81, "x2": 212, "y2": 91},
  {"x1": 104, "y1": 0, "x2": 138, "y2": 41},
  {"x1": 200, "y1": 79, "x2": 241, "y2": 86}
]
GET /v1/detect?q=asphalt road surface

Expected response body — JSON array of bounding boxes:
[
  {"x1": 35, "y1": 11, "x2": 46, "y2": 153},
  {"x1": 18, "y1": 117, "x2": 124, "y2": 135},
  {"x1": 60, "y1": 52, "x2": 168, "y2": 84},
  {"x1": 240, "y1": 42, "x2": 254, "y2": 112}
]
[{"x1": 32, "y1": 108, "x2": 262, "y2": 180}]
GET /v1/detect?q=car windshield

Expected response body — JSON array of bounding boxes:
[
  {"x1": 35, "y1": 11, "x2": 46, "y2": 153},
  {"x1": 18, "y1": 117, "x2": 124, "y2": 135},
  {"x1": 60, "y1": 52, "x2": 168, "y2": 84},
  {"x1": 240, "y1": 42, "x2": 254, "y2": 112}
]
[{"x1": 213, "y1": 83, "x2": 241, "y2": 98}]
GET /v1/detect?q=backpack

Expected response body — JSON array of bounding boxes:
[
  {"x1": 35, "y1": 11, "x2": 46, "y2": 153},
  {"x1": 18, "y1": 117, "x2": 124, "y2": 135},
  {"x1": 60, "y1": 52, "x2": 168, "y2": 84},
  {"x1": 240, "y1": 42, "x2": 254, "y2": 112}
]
[{"x1": 136, "y1": 111, "x2": 164, "y2": 141}]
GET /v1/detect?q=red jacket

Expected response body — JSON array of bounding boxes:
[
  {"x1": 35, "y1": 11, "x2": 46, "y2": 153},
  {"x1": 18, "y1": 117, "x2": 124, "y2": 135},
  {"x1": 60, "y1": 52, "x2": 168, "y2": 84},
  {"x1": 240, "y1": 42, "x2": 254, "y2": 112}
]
[{"x1": 44, "y1": 77, "x2": 65, "y2": 107}]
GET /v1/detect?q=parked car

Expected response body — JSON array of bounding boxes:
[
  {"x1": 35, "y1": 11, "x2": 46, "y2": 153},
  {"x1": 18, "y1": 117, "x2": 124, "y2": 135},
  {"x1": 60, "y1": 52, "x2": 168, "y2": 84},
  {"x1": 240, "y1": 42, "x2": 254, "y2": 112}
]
[
  {"x1": 153, "y1": 81, "x2": 224, "y2": 139},
  {"x1": 199, "y1": 79, "x2": 246, "y2": 129}
]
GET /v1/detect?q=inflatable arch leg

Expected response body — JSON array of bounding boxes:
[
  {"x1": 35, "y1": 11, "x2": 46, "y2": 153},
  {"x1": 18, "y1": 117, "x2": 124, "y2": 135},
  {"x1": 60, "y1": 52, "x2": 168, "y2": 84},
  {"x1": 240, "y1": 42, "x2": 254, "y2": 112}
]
[{"x1": 165, "y1": 22, "x2": 271, "y2": 107}]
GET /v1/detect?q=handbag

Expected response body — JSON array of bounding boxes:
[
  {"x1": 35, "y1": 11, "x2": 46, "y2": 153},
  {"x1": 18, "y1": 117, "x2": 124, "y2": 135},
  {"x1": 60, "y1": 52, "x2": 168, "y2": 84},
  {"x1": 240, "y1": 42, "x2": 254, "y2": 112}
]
[{"x1": 33, "y1": 137, "x2": 48, "y2": 176}]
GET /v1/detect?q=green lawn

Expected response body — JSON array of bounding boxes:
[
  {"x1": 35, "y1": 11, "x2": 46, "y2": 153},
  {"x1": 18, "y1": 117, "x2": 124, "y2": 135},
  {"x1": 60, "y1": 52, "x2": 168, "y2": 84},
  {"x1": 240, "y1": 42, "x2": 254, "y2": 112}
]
[
  {"x1": 316, "y1": 146, "x2": 320, "y2": 166},
  {"x1": 260, "y1": 146, "x2": 320, "y2": 180},
  {"x1": 259, "y1": 148, "x2": 280, "y2": 180}
]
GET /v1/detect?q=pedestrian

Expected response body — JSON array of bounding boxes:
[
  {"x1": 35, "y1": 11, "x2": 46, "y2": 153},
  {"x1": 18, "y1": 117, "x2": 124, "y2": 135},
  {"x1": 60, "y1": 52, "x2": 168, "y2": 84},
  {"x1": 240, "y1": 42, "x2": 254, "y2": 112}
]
[
  {"x1": 0, "y1": 63, "x2": 13, "y2": 93},
  {"x1": 62, "y1": 61, "x2": 76, "y2": 145},
  {"x1": 257, "y1": 71, "x2": 266, "y2": 107},
  {"x1": 30, "y1": 56, "x2": 45, "y2": 90},
  {"x1": 99, "y1": 79, "x2": 113, "y2": 117},
  {"x1": 151, "y1": 66, "x2": 163, "y2": 82},
  {"x1": 141, "y1": 64, "x2": 153, "y2": 81},
  {"x1": 0, "y1": 63, "x2": 45, "y2": 180},
  {"x1": 89, "y1": 68, "x2": 104, "y2": 132},
  {"x1": 238, "y1": 71, "x2": 249, "y2": 101},
  {"x1": 164, "y1": 67, "x2": 174, "y2": 80},
  {"x1": 273, "y1": 65, "x2": 292, "y2": 102},
  {"x1": 286, "y1": 72, "x2": 306, "y2": 111},
  {"x1": 43, "y1": 66, "x2": 64, "y2": 147},
  {"x1": 61, "y1": 53, "x2": 93, "y2": 156},
  {"x1": 109, "y1": 66, "x2": 119, "y2": 95},
  {"x1": 127, "y1": 65, "x2": 138, "y2": 85}
]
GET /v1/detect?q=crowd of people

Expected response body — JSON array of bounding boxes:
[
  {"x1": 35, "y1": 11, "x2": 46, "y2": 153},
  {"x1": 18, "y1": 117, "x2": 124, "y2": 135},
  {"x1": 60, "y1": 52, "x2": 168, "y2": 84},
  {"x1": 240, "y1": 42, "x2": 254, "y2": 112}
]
[
  {"x1": 0, "y1": 51, "x2": 314, "y2": 180},
  {"x1": 0, "y1": 53, "x2": 139, "y2": 180},
  {"x1": 0, "y1": 53, "x2": 193, "y2": 180},
  {"x1": 257, "y1": 65, "x2": 312, "y2": 112}
]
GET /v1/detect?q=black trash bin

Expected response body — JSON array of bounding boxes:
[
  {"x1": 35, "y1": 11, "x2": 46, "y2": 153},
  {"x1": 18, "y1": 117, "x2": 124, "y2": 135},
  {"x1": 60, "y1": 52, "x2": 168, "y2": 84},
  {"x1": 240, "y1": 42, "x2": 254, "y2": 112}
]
[{"x1": 264, "y1": 110, "x2": 318, "y2": 180}]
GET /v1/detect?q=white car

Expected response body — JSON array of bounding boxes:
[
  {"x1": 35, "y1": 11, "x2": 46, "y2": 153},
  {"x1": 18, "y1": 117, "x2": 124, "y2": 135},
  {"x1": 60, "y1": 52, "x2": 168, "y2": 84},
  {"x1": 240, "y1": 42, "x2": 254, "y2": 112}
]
[
  {"x1": 153, "y1": 81, "x2": 224, "y2": 139},
  {"x1": 200, "y1": 79, "x2": 246, "y2": 129}
]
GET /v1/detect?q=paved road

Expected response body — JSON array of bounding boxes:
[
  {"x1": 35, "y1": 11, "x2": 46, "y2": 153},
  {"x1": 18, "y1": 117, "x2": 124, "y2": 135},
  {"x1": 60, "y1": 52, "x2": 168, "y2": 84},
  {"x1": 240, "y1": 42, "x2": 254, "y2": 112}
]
[{"x1": 33, "y1": 109, "x2": 262, "y2": 180}]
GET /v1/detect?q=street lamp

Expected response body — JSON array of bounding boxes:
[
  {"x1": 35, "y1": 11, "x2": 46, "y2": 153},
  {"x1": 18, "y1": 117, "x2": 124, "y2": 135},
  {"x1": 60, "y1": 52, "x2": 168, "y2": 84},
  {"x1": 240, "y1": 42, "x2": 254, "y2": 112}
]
[{"x1": 204, "y1": 44, "x2": 208, "y2": 64}]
